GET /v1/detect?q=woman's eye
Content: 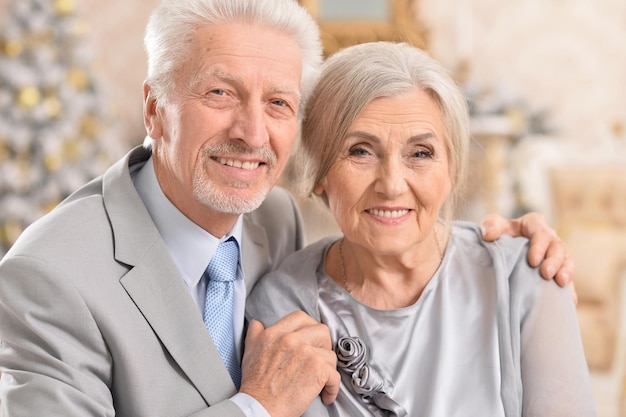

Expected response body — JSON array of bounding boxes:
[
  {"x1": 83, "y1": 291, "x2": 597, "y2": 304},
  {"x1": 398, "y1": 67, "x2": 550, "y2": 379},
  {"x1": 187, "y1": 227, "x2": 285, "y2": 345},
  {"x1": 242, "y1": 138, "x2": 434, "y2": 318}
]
[
  {"x1": 349, "y1": 147, "x2": 370, "y2": 156},
  {"x1": 413, "y1": 150, "x2": 433, "y2": 159}
]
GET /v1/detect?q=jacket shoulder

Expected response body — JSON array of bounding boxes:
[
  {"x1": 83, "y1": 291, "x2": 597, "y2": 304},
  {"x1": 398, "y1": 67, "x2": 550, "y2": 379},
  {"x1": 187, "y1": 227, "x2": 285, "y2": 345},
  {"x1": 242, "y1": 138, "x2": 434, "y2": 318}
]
[{"x1": 247, "y1": 186, "x2": 306, "y2": 249}]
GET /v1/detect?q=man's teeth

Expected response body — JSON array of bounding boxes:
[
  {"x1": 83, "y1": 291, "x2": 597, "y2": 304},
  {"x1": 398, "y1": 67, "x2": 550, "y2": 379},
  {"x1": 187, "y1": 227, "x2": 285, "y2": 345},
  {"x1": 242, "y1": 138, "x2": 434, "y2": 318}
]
[
  {"x1": 217, "y1": 158, "x2": 260, "y2": 170},
  {"x1": 368, "y1": 209, "x2": 409, "y2": 218}
]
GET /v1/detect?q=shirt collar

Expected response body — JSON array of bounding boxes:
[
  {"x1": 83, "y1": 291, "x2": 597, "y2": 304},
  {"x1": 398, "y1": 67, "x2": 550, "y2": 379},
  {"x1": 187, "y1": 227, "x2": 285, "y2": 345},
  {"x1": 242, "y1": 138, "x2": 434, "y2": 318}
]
[{"x1": 133, "y1": 154, "x2": 243, "y2": 288}]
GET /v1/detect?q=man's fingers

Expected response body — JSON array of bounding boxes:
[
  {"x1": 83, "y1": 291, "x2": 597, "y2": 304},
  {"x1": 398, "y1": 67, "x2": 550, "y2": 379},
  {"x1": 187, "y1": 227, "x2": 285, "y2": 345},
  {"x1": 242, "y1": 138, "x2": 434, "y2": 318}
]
[
  {"x1": 269, "y1": 311, "x2": 332, "y2": 349},
  {"x1": 320, "y1": 364, "x2": 341, "y2": 405},
  {"x1": 519, "y1": 213, "x2": 555, "y2": 267},
  {"x1": 528, "y1": 237, "x2": 550, "y2": 268},
  {"x1": 245, "y1": 319, "x2": 265, "y2": 343},
  {"x1": 534, "y1": 232, "x2": 568, "y2": 281},
  {"x1": 517, "y1": 212, "x2": 550, "y2": 236},
  {"x1": 531, "y1": 232, "x2": 559, "y2": 269},
  {"x1": 480, "y1": 213, "x2": 520, "y2": 241},
  {"x1": 240, "y1": 313, "x2": 338, "y2": 416},
  {"x1": 553, "y1": 255, "x2": 575, "y2": 288},
  {"x1": 568, "y1": 281, "x2": 578, "y2": 305},
  {"x1": 312, "y1": 345, "x2": 340, "y2": 398}
]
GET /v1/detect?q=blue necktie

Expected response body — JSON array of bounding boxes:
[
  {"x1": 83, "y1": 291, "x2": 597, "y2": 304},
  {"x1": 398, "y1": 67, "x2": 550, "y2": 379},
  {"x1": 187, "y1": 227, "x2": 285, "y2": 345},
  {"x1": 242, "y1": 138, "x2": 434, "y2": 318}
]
[{"x1": 203, "y1": 237, "x2": 242, "y2": 389}]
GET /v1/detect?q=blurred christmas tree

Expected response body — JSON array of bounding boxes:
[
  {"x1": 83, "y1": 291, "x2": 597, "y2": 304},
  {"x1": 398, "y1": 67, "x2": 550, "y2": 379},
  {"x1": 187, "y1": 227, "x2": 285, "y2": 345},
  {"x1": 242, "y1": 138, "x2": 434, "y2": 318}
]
[{"x1": 0, "y1": 0, "x2": 121, "y2": 258}]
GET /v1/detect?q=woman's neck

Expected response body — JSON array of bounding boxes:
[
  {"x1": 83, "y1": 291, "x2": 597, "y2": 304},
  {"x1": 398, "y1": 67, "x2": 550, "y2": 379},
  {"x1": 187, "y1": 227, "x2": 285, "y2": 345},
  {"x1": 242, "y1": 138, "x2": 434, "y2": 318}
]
[{"x1": 328, "y1": 223, "x2": 448, "y2": 310}]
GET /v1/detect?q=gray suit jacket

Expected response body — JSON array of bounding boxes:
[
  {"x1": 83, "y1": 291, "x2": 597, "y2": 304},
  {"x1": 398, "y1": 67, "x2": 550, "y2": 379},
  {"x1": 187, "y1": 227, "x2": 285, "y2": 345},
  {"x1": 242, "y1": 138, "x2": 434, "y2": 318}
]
[{"x1": 0, "y1": 146, "x2": 306, "y2": 417}]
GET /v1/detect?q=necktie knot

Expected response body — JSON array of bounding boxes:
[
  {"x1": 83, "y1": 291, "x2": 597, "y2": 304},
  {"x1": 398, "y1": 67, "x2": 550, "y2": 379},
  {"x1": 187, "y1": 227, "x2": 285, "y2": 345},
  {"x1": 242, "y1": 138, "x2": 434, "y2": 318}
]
[{"x1": 205, "y1": 238, "x2": 239, "y2": 282}]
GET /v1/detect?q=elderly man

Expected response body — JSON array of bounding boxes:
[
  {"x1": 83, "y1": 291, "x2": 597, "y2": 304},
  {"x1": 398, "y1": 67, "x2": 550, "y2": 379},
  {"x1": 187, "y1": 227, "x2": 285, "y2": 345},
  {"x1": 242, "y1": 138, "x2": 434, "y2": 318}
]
[{"x1": 0, "y1": 0, "x2": 572, "y2": 416}]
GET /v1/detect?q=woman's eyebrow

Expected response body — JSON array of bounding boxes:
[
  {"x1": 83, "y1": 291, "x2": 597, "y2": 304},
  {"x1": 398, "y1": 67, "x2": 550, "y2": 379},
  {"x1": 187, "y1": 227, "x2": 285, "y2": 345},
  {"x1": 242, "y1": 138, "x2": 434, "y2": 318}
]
[
  {"x1": 345, "y1": 130, "x2": 381, "y2": 143},
  {"x1": 346, "y1": 131, "x2": 435, "y2": 143},
  {"x1": 407, "y1": 132, "x2": 436, "y2": 143}
]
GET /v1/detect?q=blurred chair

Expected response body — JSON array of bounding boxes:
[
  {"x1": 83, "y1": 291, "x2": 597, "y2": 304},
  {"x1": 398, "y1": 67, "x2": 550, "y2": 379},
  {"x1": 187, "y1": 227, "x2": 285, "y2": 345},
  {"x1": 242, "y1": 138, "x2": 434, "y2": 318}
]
[{"x1": 550, "y1": 165, "x2": 626, "y2": 414}]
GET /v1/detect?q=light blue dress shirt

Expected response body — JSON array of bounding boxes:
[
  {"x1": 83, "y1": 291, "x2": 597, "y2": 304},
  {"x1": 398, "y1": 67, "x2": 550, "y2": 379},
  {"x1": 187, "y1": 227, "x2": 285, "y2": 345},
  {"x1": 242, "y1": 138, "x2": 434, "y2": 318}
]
[{"x1": 132, "y1": 153, "x2": 270, "y2": 417}]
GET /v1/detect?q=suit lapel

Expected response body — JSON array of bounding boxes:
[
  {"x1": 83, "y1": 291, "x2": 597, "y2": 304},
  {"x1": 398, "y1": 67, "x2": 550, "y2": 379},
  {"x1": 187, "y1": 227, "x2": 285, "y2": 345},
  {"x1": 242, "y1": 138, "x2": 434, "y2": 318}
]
[
  {"x1": 103, "y1": 147, "x2": 236, "y2": 405},
  {"x1": 120, "y1": 247, "x2": 237, "y2": 403}
]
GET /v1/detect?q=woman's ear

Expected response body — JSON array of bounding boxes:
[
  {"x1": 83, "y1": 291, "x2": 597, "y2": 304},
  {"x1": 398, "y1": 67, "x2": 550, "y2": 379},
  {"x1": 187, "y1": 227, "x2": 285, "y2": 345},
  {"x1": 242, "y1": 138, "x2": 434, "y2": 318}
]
[
  {"x1": 313, "y1": 182, "x2": 325, "y2": 196},
  {"x1": 143, "y1": 82, "x2": 162, "y2": 139}
]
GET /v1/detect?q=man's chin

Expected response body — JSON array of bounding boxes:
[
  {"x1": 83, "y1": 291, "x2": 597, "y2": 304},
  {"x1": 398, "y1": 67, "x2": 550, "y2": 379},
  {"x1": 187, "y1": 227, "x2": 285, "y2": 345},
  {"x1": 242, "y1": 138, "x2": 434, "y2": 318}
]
[{"x1": 196, "y1": 186, "x2": 271, "y2": 215}]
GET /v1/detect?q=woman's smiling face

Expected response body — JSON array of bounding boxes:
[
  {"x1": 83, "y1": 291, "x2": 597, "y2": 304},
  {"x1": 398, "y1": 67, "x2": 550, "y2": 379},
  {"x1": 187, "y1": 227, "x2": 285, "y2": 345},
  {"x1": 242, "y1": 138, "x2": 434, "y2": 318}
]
[{"x1": 315, "y1": 87, "x2": 451, "y2": 255}]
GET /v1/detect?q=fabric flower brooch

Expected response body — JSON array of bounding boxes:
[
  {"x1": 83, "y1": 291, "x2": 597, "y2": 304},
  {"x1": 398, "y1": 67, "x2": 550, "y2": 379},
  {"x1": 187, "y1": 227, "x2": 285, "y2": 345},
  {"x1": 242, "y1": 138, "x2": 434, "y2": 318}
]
[{"x1": 335, "y1": 336, "x2": 408, "y2": 417}]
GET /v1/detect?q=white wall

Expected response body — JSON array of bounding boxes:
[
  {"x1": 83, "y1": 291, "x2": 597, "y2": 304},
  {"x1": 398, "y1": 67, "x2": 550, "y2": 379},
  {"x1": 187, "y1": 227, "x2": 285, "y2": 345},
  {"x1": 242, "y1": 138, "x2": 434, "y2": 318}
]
[{"x1": 419, "y1": 0, "x2": 626, "y2": 149}]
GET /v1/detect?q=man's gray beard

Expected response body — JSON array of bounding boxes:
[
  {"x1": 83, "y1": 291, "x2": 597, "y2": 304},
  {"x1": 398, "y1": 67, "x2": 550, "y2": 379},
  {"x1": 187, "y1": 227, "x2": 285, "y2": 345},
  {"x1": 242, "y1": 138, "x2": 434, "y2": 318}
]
[
  {"x1": 193, "y1": 141, "x2": 278, "y2": 214},
  {"x1": 192, "y1": 174, "x2": 271, "y2": 214}
]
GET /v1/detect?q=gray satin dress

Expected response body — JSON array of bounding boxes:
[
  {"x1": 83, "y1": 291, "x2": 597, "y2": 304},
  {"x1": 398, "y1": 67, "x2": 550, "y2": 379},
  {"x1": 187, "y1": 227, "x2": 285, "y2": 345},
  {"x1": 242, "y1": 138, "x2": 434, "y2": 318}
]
[{"x1": 246, "y1": 222, "x2": 596, "y2": 417}]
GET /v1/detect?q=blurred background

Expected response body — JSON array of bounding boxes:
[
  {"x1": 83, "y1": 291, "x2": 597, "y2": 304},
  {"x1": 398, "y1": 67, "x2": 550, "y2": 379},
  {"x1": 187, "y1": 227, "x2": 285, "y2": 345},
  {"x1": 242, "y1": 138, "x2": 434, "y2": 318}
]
[{"x1": 0, "y1": 0, "x2": 625, "y2": 414}]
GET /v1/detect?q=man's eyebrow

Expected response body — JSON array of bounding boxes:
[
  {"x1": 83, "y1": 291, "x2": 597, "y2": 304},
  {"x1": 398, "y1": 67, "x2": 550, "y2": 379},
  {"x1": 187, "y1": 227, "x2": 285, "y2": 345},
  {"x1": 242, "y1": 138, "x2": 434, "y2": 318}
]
[
  {"x1": 190, "y1": 70, "x2": 300, "y2": 99},
  {"x1": 190, "y1": 70, "x2": 243, "y2": 88},
  {"x1": 268, "y1": 86, "x2": 301, "y2": 100}
]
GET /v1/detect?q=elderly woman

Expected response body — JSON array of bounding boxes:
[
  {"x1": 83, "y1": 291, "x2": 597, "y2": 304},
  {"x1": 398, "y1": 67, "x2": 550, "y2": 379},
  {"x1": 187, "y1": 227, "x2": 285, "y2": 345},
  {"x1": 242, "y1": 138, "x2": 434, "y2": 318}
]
[{"x1": 246, "y1": 42, "x2": 594, "y2": 416}]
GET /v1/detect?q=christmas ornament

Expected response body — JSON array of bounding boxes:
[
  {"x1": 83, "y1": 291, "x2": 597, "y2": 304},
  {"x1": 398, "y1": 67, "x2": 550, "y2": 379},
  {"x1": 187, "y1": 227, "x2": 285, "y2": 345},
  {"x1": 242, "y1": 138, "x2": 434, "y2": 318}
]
[{"x1": 0, "y1": 0, "x2": 122, "y2": 257}]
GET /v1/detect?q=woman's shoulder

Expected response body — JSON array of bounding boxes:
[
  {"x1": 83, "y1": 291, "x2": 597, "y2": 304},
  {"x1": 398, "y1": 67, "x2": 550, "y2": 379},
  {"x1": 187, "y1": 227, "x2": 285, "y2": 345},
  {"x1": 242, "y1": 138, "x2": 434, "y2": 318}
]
[
  {"x1": 275, "y1": 235, "x2": 338, "y2": 278},
  {"x1": 246, "y1": 236, "x2": 338, "y2": 326},
  {"x1": 452, "y1": 221, "x2": 530, "y2": 257},
  {"x1": 451, "y1": 221, "x2": 534, "y2": 277},
  {"x1": 451, "y1": 221, "x2": 549, "y2": 299},
  {"x1": 451, "y1": 222, "x2": 570, "y2": 320}
]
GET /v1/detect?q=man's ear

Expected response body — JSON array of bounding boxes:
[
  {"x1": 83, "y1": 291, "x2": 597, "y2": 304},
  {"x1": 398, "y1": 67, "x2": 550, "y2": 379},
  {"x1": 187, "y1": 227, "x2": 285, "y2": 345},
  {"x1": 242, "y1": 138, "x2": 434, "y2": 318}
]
[
  {"x1": 143, "y1": 81, "x2": 162, "y2": 139},
  {"x1": 313, "y1": 182, "x2": 325, "y2": 196}
]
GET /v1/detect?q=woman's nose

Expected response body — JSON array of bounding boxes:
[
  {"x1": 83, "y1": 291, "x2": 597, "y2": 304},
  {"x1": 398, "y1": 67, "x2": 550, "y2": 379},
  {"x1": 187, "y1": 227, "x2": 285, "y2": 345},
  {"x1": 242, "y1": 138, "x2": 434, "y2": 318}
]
[{"x1": 373, "y1": 157, "x2": 409, "y2": 199}]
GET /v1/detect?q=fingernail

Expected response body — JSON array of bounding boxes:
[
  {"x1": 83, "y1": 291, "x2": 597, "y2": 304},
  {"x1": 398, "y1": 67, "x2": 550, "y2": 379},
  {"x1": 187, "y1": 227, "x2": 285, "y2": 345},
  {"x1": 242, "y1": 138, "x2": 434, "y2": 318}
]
[
  {"x1": 561, "y1": 271, "x2": 570, "y2": 284},
  {"x1": 546, "y1": 265, "x2": 556, "y2": 278}
]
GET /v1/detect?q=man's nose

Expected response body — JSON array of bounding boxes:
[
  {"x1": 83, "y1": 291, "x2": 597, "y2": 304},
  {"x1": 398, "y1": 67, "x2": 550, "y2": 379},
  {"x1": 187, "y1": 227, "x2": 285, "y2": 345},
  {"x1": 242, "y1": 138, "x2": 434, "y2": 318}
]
[{"x1": 230, "y1": 103, "x2": 270, "y2": 148}]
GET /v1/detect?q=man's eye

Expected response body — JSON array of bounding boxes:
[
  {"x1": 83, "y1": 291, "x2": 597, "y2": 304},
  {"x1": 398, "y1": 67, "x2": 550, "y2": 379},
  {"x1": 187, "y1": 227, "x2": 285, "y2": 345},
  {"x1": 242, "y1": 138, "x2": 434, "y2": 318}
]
[
  {"x1": 272, "y1": 99, "x2": 287, "y2": 107},
  {"x1": 210, "y1": 89, "x2": 226, "y2": 96}
]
